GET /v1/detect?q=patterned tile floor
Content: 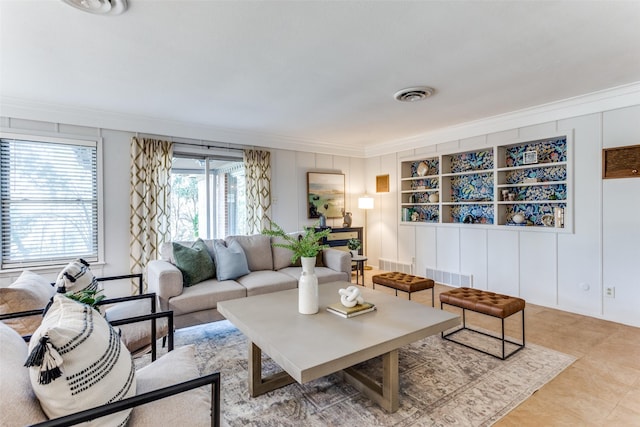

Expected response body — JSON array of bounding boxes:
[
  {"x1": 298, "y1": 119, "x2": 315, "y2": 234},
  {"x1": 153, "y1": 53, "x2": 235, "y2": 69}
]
[{"x1": 352, "y1": 268, "x2": 640, "y2": 426}]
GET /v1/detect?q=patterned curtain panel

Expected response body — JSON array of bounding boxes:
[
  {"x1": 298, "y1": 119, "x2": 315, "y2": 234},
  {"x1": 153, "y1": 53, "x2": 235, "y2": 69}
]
[
  {"x1": 244, "y1": 149, "x2": 272, "y2": 234},
  {"x1": 130, "y1": 137, "x2": 173, "y2": 294}
]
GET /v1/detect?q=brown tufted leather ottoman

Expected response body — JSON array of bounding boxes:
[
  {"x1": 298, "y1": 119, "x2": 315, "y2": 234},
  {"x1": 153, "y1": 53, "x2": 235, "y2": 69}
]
[
  {"x1": 439, "y1": 287, "x2": 525, "y2": 359},
  {"x1": 372, "y1": 272, "x2": 435, "y2": 306}
]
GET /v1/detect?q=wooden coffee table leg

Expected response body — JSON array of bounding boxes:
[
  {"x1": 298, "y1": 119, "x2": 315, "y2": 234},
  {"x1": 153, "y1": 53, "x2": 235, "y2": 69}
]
[
  {"x1": 341, "y1": 349, "x2": 399, "y2": 413},
  {"x1": 248, "y1": 341, "x2": 295, "y2": 397}
]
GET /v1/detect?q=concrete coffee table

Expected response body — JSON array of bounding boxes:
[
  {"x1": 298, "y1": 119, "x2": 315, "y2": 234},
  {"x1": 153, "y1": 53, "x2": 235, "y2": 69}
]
[{"x1": 218, "y1": 281, "x2": 459, "y2": 412}]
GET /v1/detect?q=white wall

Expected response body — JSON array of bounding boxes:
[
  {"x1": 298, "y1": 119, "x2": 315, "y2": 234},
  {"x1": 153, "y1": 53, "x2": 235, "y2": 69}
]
[
  {"x1": 0, "y1": 117, "x2": 367, "y2": 297},
  {"x1": 366, "y1": 105, "x2": 640, "y2": 327},
  {"x1": 2, "y1": 103, "x2": 639, "y2": 327}
]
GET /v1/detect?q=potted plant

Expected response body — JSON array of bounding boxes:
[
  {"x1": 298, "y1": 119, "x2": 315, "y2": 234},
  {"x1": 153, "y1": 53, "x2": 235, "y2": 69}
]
[
  {"x1": 262, "y1": 221, "x2": 332, "y2": 314},
  {"x1": 262, "y1": 220, "x2": 332, "y2": 264},
  {"x1": 347, "y1": 238, "x2": 361, "y2": 257}
]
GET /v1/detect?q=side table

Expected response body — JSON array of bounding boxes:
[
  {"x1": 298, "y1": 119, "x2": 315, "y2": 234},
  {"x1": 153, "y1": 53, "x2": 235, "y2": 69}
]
[{"x1": 350, "y1": 255, "x2": 367, "y2": 286}]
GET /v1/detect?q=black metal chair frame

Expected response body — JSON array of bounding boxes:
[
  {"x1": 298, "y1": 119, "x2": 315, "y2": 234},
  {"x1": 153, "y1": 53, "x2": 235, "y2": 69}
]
[
  {"x1": 440, "y1": 301, "x2": 525, "y2": 360},
  {"x1": 2, "y1": 272, "x2": 165, "y2": 362}
]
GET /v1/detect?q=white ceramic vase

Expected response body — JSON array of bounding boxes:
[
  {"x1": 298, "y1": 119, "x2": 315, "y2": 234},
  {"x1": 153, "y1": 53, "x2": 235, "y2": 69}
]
[
  {"x1": 299, "y1": 256, "x2": 319, "y2": 314},
  {"x1": 350, "y1": 250, "x2": 359, "y2": 258}
]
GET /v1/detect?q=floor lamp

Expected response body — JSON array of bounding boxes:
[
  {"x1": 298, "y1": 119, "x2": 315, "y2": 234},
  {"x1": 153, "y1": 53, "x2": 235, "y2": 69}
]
[{"x1": 358, "y1": 195, "x2": 374, "y2": 269}]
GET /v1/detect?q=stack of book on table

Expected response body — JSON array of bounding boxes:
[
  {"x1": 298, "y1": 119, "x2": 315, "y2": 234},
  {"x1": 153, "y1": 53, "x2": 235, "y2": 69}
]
[{"x1": 326, "y1": 301, "x2": 376, "y2": 318}]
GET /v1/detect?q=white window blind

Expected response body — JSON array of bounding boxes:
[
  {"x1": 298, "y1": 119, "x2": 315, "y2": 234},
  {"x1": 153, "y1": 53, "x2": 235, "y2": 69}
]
[{"x1": 0, "y1": 136, "x2": 98, "y2": 268}]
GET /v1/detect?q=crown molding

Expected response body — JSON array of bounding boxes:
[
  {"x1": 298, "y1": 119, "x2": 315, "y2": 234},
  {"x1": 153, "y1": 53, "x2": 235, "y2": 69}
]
[
  {"x1": 364, "y1": 81, "x2": 640, "y2": 158},
  {"x1": 2, "y1": 81, "x2": 639, "y2": 159},
  {"x1": 0, "y1": 97, "x2": 365, "y2": 157}
]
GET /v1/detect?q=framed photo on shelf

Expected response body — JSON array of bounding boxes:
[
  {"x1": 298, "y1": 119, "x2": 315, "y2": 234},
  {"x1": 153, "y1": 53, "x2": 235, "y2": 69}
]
[
  {"x1": 307, "y1": 172, "x2": 345, "y2": 219},
  {"x1": 523, "y1": 150, "x2": 538, "y2": 165}
]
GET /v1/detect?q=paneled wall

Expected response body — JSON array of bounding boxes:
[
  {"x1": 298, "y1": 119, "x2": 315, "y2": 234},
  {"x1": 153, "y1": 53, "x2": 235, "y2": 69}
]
[{"x1": 366, "y1": 105, "x2": 640, "y2": 327}]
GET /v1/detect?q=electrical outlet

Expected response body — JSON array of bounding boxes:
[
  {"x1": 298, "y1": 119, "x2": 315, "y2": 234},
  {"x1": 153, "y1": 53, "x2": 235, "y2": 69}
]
[
  {"x1": 411, "y1": 257, "x2": 416, "y2": 265},
  {"x1": 605, "y1": 286, "x2": 615, "y2": 298}
]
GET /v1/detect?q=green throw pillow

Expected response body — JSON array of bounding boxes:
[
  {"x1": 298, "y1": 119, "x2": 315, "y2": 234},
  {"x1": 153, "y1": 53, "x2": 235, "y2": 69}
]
[{"x1": 173, "y1": 239, "x2": 215, "y2": 286}]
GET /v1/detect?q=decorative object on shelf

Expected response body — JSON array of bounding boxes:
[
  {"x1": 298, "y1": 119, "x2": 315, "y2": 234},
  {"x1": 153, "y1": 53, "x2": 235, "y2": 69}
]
[
  {"x1": 342, "y1": 210, "x2": 352, "y2": 227},
  {"x1": 307, "y1": 172, "x2": 345, "y2": 219},
  {"x1": 428, "y1": 192, "x2": 439, "y2": 203},
  {"x1": 541, "y1": 214, "x2": 554, "y2": 227},
  {"x1": 416, "y1": 161, "x2": 429, "y2": 177},
  {"x1": 512, "y1": 212, "x2": 526, "y2": 224},
  {"x1": 505, "y1": 137, "x2": 566, "y2": 167},
  {"x1": 299, "y1": 256, "x2": 319, "y2": 314},
  {"x1": 463, "y1": 214, "x2": 476, "y2": 224},
  {"x1": 347, "y1": 238, "x2": 361, "y2": 257},
  {"x1": 318, "y1": 213, "x2": 326, "y2": 228},
  {"x1": 376, "y1": 174, "x2": 390, "y2": 192},
  {"x1": 501, "y1": 189, "x2": 509, "y2": 201},
  {"x1": 523, "y1": 150, "x2": 538, "y2": 165},
  {"x1": 338, "y1": 286, "x2": 364, "y2": 308},
  {"x1": 508, "y1": 193, "x2": 516, "y2": 201},
  {"x1": 411, "y1": 212, "x2": 420, "y2": 221},
  {"x1": 554, "y1": 207, "x2": 564, "y2": 228}
]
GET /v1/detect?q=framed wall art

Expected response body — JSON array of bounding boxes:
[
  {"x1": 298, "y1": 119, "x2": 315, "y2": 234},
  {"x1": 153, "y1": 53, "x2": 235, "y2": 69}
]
[
  {"x1": 376, "y1": 174, "x2": 389, "y2": 193},
  {"x1": 307, "y1": 172, "x2": 345, "y2": 218}
]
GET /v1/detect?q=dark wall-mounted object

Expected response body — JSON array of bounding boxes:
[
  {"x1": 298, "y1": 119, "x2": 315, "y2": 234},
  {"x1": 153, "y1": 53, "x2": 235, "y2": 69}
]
[{"x1": 603, "y1": 144, "x2": 640, "y2": 179}]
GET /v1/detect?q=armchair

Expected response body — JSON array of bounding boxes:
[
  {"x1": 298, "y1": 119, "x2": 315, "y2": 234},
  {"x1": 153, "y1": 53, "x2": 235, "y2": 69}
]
[{"x1": 0, "y1": 304, "x2": 221, "y2": 427}]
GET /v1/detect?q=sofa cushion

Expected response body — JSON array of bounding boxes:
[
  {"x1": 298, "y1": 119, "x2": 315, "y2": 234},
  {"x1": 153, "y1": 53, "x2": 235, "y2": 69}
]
[
  {"x1": 130, "y1": 344, "x2": 211, "y2": 426},
  {"x1": 0, "y1": 270, "x2": 55, "y2": 336},
  {"x1": 104, "y1": 299, "x2": 169, "y2": 356},
  {"x1": 226, "y1": 234, "x2": 273, "y2": 271},
  {"x1": 0, "y1": 322, "x2": 48, "y2": 425},
  {"x1": 213, "y1": 240, "x2": 250, "y2": 281},
  {"x1": 173, "y1": 239, "x2": 216, "y2": 286},
  {"x1": 161, "y1": 239, "x2": 219, "y2": 264},
  {"x1": 235, "y1": 270, "x2": 298, "y2": 297},
  {"x1": 279, "y1": 266, "x2": 349, "y2": 284},
  {"x1": 27, "y1": 295, "x2": 136, "y2": 426},
  {"x1": 168, "y1": 279, "x2": 247, "y2": 316}
]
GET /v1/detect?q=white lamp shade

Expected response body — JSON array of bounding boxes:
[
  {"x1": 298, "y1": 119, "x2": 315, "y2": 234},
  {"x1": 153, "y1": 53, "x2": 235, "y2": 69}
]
[{"x1": 358, "y1": 195, "x2": 374, "y2": 210}]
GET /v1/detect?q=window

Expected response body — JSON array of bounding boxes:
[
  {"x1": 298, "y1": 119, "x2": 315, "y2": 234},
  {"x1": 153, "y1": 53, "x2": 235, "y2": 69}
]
[
  {"x1": 171, "y1": 155, "x2": 245, "y2": 241},
  {"x1": 0, "y1": 134, "x2": 99, "y2": 269}
]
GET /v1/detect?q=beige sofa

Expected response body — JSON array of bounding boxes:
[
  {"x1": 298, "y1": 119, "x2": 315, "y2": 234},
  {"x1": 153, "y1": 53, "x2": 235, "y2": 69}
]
[{"x1": 147, "y1": 234, "x2": 352, "y2": 328}]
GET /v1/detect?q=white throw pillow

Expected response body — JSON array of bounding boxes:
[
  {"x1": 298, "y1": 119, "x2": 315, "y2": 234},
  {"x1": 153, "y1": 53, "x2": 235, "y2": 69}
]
[
  {"x1": 55, "y1": 258, "x2": 98, "y2": 294},
  {"x1": 26, "y1": 295, "x2": 136, "y2": 427},
  {"x1": 0, "y1": 270, "x2": 55, "y2": 336},
  {"x1": 130, "y1": 345, "x2": 211, "y2": 426},
  {"x1": 0, "y1": 322, "x2": 48, "y2": 425}
]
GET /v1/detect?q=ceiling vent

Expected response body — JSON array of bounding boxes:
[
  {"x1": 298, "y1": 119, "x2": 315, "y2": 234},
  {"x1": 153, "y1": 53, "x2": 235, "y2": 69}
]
[
  {"x1": 62, "y1": 0, "x2": 128, "y2": 15},
  {"x1": 394, "y1": 86, "x2": 436, "y2": 102}
]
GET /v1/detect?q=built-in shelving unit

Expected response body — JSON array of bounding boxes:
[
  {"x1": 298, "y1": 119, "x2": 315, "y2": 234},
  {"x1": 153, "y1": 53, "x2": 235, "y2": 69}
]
[{"x1": 399, "y1": 135, "x2": 571, "y2": 231}]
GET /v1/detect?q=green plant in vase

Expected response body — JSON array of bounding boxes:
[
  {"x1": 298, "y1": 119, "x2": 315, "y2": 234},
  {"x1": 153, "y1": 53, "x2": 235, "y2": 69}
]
[
  {"x1": 347, "y1": 238, "x2": 361, "y2": 251},
  {"x1": 262, "y1": 220, "x2": 331, "y2": 264}
]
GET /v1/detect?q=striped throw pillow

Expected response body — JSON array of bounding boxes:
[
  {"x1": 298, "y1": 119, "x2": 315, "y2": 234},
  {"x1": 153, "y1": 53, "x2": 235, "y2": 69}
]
[{"x1": 26, "y1": 295, "x2": 136, "y2": 426}]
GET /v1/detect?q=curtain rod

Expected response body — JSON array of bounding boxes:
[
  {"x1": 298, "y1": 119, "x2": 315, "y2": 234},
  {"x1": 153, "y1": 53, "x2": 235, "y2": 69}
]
[{"x1": 172, "y1": 140, "x2": 247, "y2": 152}]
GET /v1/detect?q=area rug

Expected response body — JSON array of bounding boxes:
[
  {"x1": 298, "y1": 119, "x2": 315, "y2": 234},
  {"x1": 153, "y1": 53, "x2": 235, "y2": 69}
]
[{"x1": 139, "y1": 320, "x2": 575, "y2": 426}]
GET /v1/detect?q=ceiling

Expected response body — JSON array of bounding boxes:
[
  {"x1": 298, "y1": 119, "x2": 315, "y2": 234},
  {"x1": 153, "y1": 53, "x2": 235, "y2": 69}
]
[{"x1": 1, "y1": 1, "x2": 640, "y2": 157}]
